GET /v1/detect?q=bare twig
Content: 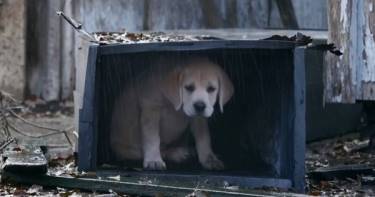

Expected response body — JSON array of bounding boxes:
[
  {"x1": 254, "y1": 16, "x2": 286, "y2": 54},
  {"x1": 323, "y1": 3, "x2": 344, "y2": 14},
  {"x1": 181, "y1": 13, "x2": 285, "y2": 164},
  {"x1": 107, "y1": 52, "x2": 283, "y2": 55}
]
[
  {"x1": 8, "y1": 109, "x2": 73, "y2": 133},
  {"x1": 63, "y1": 131, "x2": 73, "y2": 146},
  {"x1": 56, "y1": 11, "x2": 81, "y2": 29},
  {"x1": 0, "y1": 137, "x2": 15, "y2": 151},
  {"x1": 56, "y1": 11, "x2": 98, "y2": 43}
]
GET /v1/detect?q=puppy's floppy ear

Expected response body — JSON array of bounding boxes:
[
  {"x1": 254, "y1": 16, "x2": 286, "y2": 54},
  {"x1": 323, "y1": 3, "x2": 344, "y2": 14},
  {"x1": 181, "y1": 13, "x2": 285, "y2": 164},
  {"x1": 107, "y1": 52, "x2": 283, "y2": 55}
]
[
  {"x1": 162, "y1": 67, "x2": 183, "y2": 110},
  {"x1": 218, "y1": 68, "x2": 234, "y2": 113}
]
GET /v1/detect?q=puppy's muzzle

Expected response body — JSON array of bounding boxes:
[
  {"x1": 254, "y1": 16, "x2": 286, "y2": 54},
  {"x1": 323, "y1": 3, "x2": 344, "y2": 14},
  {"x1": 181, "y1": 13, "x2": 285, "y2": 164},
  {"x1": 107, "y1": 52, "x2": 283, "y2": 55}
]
[{"x1": 193, "y1": 101, "x2": 206, "y2": 114}]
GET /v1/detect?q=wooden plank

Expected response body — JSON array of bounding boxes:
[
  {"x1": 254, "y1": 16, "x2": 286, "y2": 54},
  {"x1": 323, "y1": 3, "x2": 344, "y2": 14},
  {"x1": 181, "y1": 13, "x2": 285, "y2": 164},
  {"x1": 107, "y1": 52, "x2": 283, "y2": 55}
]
[
  {"x1": 325, "y1": 0, "x2": 356, "y2": 103},
  {"x1": 362, "y1": 82, "x2": 375, "y2": 100},
  {"x1": 305, "y1": 48, "x2": 362, "y2": 141},
  {"x1": 292, "y1": 0, "x2": 327, "y2": 30},
  {"x1": 41, "y1": 0, "x2": 62, "y2": 101},
  {"x1": 308, "y1": 164, "x2": 374, "y2": 180},
  {"x1": 0, "y1": 140, "x2": 294, "y2": 196},
  {"x1": 225, "y1": 0, "x2": 238, "y2": 27},
  {"x1": 325, "y1": 0, "x2": 375, "y2": 102},
  {"x1": 73, "y1": 1, "x2": 326, "y2": 33},
  {"x1": 171, "y1": 29, "x2": 327, "y2": 41},
  {"x1": 26, "y1": 0, "x2": 63, "y2": 101},
  {"x1": 1, "y1": 147, "x2": 47, "y2": 174},
  {"x1": 96, "y1": 170, "x2": 292, "y2": 190},
  {"x1": 1, "y1": 172, "x2": 305, "y2": 197},
  {"x1": 199, "y1": 0, "x2": 223, "y2": 28},
  {"x1": 25, "y1": 0, "x2": 45, "y2": 98},
  {"x1": 80, "y1": 0, "x2": 144, "y2": 32},
  {"x1": 61, "y1": 0, "x2": 75, "y2": 100},
  {"x1": 360, "y1": 0, "x2": 375, "y2": 100},
  {"x1": 292, "y1": 47, "x2": 306, "y2": 192},
  {"x1": 275, "y1": 0, "x2": 299, "y2": 29},
  {"x1": 235, "y1": 1, "x2": 275, "y2": 28},
  {"x1": 23, "y1": 0, "x2": 329, "y2": 101},
  {"x1": 0, "y1": 0, "x2": 25, "y2": 99},
  {"x1": 77, "y1": 45, "x2": 99, "y2": 171},
  {"x1": 142, "y1": 0, "x2": 150, "y2": 30}
]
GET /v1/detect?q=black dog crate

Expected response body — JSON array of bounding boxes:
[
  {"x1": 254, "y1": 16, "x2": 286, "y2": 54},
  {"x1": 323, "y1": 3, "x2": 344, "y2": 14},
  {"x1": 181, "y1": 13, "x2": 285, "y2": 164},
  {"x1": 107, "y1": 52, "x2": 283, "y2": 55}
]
[{"x1": 78, "y1": 40, "x2": 306, "y2": 192}]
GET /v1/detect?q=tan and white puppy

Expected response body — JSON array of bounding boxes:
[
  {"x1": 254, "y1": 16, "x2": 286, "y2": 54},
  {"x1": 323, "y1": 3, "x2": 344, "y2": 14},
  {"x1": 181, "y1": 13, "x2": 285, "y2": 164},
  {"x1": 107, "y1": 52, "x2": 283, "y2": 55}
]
[{"x1": 110, "y1": 57, "x2": 234, "y2": 170}]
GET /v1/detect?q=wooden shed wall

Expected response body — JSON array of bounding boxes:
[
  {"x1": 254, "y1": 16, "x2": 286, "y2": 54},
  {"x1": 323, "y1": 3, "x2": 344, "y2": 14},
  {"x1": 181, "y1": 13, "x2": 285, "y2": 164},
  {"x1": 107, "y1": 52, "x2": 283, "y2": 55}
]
[
  {"x1": 325, "y1": 0, "x2": 375, "y2": 103},
  {"x1": 25, "y1": 0, "x2": 328, "y2": 101},
  {"x1": 0, "y1": 0, "x2": 25, "y2": 99}
]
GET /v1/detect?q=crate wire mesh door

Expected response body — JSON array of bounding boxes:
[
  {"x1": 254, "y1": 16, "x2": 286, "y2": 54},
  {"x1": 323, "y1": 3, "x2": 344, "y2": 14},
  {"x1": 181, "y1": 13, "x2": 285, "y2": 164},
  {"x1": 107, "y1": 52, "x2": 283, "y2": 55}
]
[{"x1": 78, "y1": 40, "x2": 306, "y2": 192}]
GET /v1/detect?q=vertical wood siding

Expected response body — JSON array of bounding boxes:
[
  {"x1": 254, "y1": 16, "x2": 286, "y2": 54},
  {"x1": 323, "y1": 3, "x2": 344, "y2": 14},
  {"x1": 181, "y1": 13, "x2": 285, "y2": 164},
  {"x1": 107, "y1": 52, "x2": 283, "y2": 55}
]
[
  {"x1": 25, "y1": 0, "x2": 327, "y2": 101},
  {"x1": 325, "y1": 0, "x2": 375, "y2": 103},
  {"x1": 0, "y1": 0, "x2": 25, "y2": 99}
]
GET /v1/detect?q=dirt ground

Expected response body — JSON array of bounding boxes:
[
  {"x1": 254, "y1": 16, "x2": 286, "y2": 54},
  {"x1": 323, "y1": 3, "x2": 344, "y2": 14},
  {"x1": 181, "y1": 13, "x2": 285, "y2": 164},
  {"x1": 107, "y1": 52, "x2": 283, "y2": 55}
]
[{"x1": 1, "y1": 97, "x2": 375, "y2": 196}]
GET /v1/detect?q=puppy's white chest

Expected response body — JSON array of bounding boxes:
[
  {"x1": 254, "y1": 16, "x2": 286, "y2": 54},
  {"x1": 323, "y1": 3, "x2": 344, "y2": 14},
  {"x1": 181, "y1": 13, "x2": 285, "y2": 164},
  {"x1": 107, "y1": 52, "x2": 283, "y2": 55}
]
[{"x1": 159, "y1": 107, "x2": 190, "y2": 144}]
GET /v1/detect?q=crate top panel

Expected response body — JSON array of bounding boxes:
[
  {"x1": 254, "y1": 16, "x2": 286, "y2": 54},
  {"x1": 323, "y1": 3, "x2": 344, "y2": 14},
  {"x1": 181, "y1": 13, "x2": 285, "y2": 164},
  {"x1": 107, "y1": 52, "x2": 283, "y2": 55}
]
[
  {"x1": 93, "y1": 29, "x2": 327, "y2": 43},
  {"x1": 96, "y1": 40, "x2": 299, "y2": 56},
  {"x1": 92, "y1": 29, "x2": 327, "y2": 55}
]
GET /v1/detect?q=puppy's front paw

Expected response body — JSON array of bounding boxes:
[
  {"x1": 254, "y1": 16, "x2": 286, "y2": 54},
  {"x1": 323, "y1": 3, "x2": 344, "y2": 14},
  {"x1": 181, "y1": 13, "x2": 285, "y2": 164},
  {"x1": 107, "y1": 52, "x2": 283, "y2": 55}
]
[
  {"x1": 143, "y1": 159, "x2": 166, "y2": 170},
  {"x1": 201, "y1": 153, "x2": 224, "y2": 170}
]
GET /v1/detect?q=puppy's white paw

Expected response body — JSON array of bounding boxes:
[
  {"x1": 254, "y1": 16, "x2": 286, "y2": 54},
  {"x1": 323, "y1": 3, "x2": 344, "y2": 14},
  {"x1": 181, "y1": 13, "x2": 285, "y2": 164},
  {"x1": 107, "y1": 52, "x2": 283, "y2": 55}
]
[
  {"x1": 201, "y1": 153, "x2": 224, "y2": 170},
  {"x1": 143, "y1": 159, "x2": 166, "y2": 170}
]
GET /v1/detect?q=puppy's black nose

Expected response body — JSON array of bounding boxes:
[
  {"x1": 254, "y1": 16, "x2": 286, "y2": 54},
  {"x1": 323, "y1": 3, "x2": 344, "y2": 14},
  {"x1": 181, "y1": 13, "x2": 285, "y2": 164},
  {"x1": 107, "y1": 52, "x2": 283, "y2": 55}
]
[{"x1": 194, "y1": 101, "x2": 206, "y2": 113}]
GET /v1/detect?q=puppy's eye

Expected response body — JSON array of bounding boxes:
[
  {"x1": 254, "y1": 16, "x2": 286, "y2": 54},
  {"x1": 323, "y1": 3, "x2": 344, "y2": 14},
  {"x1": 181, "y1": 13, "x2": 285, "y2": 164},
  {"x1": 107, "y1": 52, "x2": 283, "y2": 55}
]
[
  {"x1": 207, "y1": 86, "x2": 216, "y2": 93},
  {"x1": 185, "y1": 84, "x2": 195, "y2": 92}
]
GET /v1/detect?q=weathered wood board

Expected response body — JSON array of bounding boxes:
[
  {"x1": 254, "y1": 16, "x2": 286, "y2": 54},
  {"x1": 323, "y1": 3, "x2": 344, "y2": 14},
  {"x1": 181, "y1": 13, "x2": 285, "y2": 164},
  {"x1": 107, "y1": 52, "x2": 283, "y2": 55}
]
[
  {"x1": 0, "y1": 145, "x2": 302, "y2": 196},
  {"x1": 1, "y1": 171, "x2": 306, "y2": 197},
  {"x1": 25, "y1": 0, "x2": 328, "y2": 101},
  {"x1": 1, "y1": 147, "x2": 47, "y2": 174},
  {"x1": 308, "y1": 164, "x2": 375, "y2": 180},
  {"x1": 0, "y1": 0, "x2": 25, "y2": 99},
  {"x1": 325, "y1": 0, "x2": 375, "y2": 103},
  {"x1": 26, "y1": 0, "x2": 74, "y2": 101}
]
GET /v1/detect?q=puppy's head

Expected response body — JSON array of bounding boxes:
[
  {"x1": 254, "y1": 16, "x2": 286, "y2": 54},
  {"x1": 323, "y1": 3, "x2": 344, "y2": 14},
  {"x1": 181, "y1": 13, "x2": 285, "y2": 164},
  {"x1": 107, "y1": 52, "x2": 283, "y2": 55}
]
[{"x1": 162, "y1": 58, "x2": 234, "y2": 117}]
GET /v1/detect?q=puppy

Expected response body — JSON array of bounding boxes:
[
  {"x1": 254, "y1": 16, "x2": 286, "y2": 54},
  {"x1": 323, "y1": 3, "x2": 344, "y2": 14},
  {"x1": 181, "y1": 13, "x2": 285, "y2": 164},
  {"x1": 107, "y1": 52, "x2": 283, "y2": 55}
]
[{"x1": 110, "y1": 57, "x2": 234, "y2": 170}]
